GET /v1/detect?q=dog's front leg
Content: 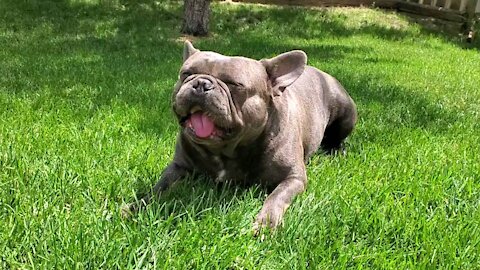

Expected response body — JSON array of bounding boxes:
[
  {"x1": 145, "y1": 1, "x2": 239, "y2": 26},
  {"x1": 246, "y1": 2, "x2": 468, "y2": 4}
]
[
  {"x1": 121, "y1": 162, "x2": 188, "y2": 218},
  {"x1": 254, "y1": 168, "x2": 306, "y2": 230}
]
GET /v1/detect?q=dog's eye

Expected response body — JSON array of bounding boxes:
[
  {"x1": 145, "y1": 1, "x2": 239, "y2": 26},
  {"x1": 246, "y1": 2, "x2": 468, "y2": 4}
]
[
  {"x1": 225, "y1": 81, "x2": 244, "y2": 88},
  {"x1": 180, "y1": 72, "x2": 193, "y2": 81}
]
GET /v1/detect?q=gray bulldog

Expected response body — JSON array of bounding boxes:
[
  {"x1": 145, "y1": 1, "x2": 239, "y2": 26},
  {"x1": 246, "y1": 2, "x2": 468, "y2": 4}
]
[{"x1": 123, "y1": 41, "x2": 357, "y2": 230}]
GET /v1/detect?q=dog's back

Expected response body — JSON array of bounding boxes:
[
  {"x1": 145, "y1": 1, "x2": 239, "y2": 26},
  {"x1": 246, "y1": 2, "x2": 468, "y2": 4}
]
[{"x1": 283, "y1": 66, "x2": 357, "y2": 157}]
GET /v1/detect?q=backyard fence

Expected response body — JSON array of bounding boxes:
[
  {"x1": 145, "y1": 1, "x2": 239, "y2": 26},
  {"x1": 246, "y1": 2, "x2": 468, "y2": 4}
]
[{"x1": 396, "y1": 0, "x2": 479, "y2": 23}]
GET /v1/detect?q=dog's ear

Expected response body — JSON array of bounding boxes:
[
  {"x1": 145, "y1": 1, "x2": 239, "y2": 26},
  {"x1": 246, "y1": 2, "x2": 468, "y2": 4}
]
[
  {"x1": 183, "y1": 40, "x2": 199, "y2": 62},
  {"x1": 261, "y1": 50, "x2": 307, "y2": 95}
]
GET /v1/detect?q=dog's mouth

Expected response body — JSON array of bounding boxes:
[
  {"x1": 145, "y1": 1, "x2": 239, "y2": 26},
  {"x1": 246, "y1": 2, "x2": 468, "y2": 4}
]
[{"x1": 180, "y1": 107, "x2": 232, "y2": 140}]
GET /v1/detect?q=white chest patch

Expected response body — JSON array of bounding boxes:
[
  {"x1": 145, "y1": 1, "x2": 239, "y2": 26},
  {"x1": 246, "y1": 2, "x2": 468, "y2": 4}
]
[
  {"x1": 213, "y1": 156, "x2": 226, "y2": 182},
  {"x1": 216, "y1": 169, "x2": 226, "y2": 182}
]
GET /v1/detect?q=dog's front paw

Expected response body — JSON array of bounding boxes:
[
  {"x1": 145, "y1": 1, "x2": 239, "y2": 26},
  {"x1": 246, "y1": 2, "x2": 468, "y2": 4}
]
[
  {"x1": 120, "y1": 202, "x2": 137, "y2": 219},
  {"x1": 253, "y1": 203, "x2": 286, "y2": 234},
  {"x1": 120, "y1": 197, "x2": 149, "y2": 219}
]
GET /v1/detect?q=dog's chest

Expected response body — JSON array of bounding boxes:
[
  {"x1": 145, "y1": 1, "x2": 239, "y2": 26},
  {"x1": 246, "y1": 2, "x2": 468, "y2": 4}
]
[
  {"x1": 201, "y1": 152, "x2": 268, "y2": 185},
  {"x1": 211, "y1": 155, "x2": 255, "y2": 184},
  {"x1": 184, "y1": 139, "x2": 267, "y2": 185}
]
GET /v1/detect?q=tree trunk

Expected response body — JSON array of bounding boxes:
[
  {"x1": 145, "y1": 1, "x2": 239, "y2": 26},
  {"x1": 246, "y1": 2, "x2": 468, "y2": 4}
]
[{"x1": 181, "y1": 0, "x2": 211, "y2": 36}]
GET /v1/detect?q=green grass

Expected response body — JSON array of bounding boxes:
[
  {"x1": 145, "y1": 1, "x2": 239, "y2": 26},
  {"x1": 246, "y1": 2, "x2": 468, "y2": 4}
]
[{"x1": 1, "y1": 0, "x2": 480, "y2": 268}]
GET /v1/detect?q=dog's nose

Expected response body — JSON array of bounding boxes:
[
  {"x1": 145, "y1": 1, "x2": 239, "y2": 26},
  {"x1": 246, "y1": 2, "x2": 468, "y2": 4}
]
[{"x1": 193, "y1": 78, "x2": 214, "y2": 93}]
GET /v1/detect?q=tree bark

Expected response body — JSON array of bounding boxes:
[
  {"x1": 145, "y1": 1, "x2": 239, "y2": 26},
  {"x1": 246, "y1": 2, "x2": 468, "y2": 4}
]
[{"x1": 181, "y1": 0, "x2": 211, "y2": 36}]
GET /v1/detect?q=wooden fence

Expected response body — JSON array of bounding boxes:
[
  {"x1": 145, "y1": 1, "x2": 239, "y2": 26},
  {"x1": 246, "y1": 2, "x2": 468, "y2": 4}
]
[{"x1": 396, "y1": 0, "x2": 479, "y2": 23}]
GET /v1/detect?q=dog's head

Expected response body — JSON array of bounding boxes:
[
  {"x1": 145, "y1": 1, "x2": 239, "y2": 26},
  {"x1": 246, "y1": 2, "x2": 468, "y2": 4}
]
[{"x1": 173, "y1": 41, "x2": 307, "y2": 150}]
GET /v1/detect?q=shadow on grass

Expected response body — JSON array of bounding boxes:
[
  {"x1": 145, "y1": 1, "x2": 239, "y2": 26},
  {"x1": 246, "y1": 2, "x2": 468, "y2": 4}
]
[
  {"x1": 126, "y1": 174, "x2": 263, "y2": 226},
  {"x1": 213, "y1": 4, "x2": 414, "y2": 42},
  {"x1": 397, "y1": 12, "x2": 480, "y2": 50},
  {"x1": 2, "y1": 0, "x2": 187, "y2": 136}
]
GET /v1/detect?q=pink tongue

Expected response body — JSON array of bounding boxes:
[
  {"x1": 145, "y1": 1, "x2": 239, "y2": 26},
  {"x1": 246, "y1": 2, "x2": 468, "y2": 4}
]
[{"x1": 190, "y1": 112, "x2": 215, "y2": 138}]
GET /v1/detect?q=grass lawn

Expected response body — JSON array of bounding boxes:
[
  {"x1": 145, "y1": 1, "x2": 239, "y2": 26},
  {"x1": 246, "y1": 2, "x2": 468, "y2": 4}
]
[{"x1": 1, "y1": 0, "x2": 480, "y2": 268}]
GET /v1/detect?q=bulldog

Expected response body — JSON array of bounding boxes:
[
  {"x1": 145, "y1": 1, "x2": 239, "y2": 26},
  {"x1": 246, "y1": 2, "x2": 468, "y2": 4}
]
[{"x1": 122, "y1": 41, "x2": 357, "y2": 230}]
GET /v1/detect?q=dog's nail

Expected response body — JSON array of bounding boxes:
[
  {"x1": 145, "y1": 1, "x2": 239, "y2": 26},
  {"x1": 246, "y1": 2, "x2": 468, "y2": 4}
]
[
  {"x1": 252, "y1": 223, "x2": 260, "y2": 236},
  {"x1": 120, "y1": 204, "x2": 133, "y2": 219},
  {"x1": 252, "y1": 221, "x2": 269, "y2": 241}
]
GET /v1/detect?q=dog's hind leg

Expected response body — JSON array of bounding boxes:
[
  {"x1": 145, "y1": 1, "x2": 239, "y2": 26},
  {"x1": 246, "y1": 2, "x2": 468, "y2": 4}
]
[{"x1": 321, "y1": 104, "x2": 357, "y2": 154}]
